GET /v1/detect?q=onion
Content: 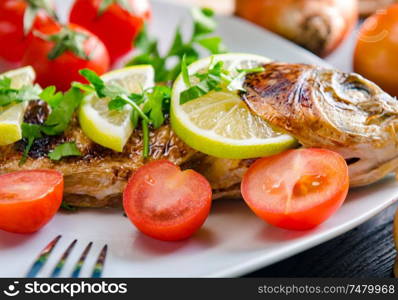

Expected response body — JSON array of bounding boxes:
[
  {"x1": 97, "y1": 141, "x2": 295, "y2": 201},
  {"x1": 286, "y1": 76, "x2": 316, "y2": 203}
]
[{"x1": 236, "y1": 0, "x2": 359, "y2": 57}]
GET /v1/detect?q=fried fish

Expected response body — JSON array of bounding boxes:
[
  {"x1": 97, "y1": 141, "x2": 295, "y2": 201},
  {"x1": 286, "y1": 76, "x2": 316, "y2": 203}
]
[
  {"x1": 242, "y1": 62, "x2": 398, "y2": 187},
  {"x1": 2, "y1": 62, "x2": 397, "y2": 207},
  {"x1": 0, "y1": 101, "x2": 245, "y2": 207}
]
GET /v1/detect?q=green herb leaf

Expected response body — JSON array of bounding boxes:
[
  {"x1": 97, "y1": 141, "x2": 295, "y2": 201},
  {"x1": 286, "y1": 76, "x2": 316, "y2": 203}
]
[
  {"x1": 0, "y1": 82, "x2": 42, "y2": 107},
  {"x1": 168, "y1": 27, "x2": 185, "y2": 57},
  {"x1": 126, "y1": 7, "x2": 226, "y2": 83},
  {"x1": 61, "y1": 201, "x2": 77, "y2": 212},
  {"x1": 39, "y1": 86, "x2": 63, "y2": 108},
  {"x1": 181, "y1": 55, "x2": 191, "y2": 87},
  {"x1": 42, "y1": 87, "x2": 83, "y2": 136},
  {"x1": 143, "y1": 86, "x2": 171, "y2": 129},
  {"x1": 48, "y1": 142, "x2": 81, "y2": 161},
  {"x1": 142, "y1": 119, "x2": 149, "y2": 158},
  {"x1": 179, "y1": 60, "x2": 265, "y2": 104},
  {"x1": 226, "y1": 67, "x2": 265, "y2": 92},
  {"x1": 19, "y1": 123, "x2": 43, "y2": 165},
  {"x1": 196, "y1": 36, "x2": 226, "y2": 54},
  {"x1": 79, "y1": 69, "x2": 106, "y2": 97},
  {"x1": 79, "y1": 68, "x2": 129, "y2": 100},
  {"x1": 18, "y1": 86, "x2": 83, "y2": 165},
  {"x1": 135, "y1": 25, "x2": 158, "y2": 53},
  {"x1": 192, "y1": 8, "x2": 216, "y2": 37},
  {"x1": 0, "y1": 77, "x2": 12, "y2": 89},
  {"x1": 108, "y1": 97, "x2": 127, "y2": 111}
]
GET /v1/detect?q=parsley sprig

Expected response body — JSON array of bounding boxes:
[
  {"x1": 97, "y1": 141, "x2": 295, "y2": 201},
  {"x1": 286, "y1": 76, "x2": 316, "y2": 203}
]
[
  {"x1": 0, "y1": 77, "x2": 42, "y2": 107},
  {"x1": 180, "y1": 57, "x2": 265, "y2": 104},
  {"x1": 76, "y1": 69, "x2": 171, "y2": 157},
  {"x1": 20, "y1": 87, "x2": 83, "y2": 164},
  {"x1": 126, "y1": 8, "x2": 227, "y2": 83},
  {"x1": 48, "y1": 142, "x2": 82, "y2": 161}
]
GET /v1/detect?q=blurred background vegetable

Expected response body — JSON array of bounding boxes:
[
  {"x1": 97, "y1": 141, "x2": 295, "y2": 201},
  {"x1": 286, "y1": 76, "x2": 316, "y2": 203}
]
[
  {"x1": 235, "y1": 0, "x2": 358, "y2": 57},
  {"x1": 0, "y1": 0, "x2": 58, "y2": 65},
  {"x1": 22, "y1": 23, "x2": 110, "y2": 90},
  {"x1": 69, "y1": 0, "x2": 151, "y2": 65},
  {"x1": 354, "y1": 3, "x2": 398, "y2": 97},
  {"x1": 359, "y1": 0, "x2": 397, "y2": 17}
]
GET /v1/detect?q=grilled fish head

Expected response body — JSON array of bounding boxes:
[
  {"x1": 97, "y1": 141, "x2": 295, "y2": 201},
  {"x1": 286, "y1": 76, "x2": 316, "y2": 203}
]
[{"x1": 242, "y1": 62, "x2": 398, "y2": 186}]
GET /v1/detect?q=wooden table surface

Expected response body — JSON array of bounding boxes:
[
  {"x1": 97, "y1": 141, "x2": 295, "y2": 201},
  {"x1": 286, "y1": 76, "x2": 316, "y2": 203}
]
[{"x1": 163, "y1": 0, "x2": 398, "y2": 278}]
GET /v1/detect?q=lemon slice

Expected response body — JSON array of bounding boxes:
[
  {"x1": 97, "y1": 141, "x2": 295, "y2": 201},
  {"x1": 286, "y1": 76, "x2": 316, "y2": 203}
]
[
  {"x1": 171, "y1": 53, "x2": 297, "y2": 159},
  {"x1": 0, "y1": 66, "x2": 36, "y2": 146},
  {"x1": 79, "y1": 65, "x2": 155, "y2": 152}
]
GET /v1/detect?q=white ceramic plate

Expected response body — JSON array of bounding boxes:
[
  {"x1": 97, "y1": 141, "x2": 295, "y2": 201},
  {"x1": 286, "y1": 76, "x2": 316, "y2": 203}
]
[{"x1": 1, "y1": 0, "x2": 398, "y2": 278}]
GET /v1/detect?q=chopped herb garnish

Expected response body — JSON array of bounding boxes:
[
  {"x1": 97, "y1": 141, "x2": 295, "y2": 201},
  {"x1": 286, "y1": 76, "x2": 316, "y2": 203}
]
[
  {"x1": 19, "y1": 87, "x2": 83, "y2": 165},
  {"x1": 20, "y1": 123, "x2": 43, "y2": 165},
  {"x1": 142, "y1": 119, "x2": 149, "y2": 158},
  {"x1": 78, "y1": 69, "x2": 171, "y2": 157},
  {"x1": 126, "y1": 7, "x2": 227, "y2": 82},
  {"x1": 61, "y1": 201, "x2": 77, "y2": 212},
  {"x1": 48, "y1": 142, "x2": 82, "y2": 161},
  {"x1": 0, "y1": 77, "x2": 42, "y2": 107},
  {"x1": 41, "y1": 87, "x2": 83, "y2": 136},
  {"x1": 179, "y1": 59, "x2": 265, "y2": 104}
]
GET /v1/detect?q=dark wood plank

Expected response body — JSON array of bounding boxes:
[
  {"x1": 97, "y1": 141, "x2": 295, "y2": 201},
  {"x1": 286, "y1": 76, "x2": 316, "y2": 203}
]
[{"x1": 246, "y1": 203, "x2": 398, "y2": 278}]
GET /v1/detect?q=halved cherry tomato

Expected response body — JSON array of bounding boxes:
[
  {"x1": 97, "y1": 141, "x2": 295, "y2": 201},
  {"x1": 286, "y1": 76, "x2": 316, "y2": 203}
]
[
  {"x1": 0, "y1": 170, "x2": 63, "y2": 234},
  {"x1": 0, "y1": 0, "x2": 58, "y2": 64},
  {"x1": 123, "y1": 160, "x2": 212, "y2": 241},
  {"x1": 22, "y1": 23, "x2": 110, "y2": 91},
  {"x1": 70, "y1": 0, "x2": 151, "y2": 64},
  {"x1": 241, "y1": 149, "x2": 349, "y2": 230}
]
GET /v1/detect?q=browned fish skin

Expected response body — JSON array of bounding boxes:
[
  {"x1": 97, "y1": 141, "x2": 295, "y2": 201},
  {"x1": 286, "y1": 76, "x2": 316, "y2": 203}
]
[
  {"x1": 0, "y1": 101, "x2": 245, "y2": 207},
  {"x1": 242, "y1": 62, "x2": 398, "y2": 187}
]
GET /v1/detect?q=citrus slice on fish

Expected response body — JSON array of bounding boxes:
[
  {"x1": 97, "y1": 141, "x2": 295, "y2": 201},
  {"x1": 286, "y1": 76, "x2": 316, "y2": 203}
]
[
  {"x1": 0, "y1": 66, "x2": 36, "y2": 146},
  {"x1": 171, "y1": 53, "x2": 297, "y2": 159},
  {"x1": 79, "y1": 65, "x2": 155, "y2": 152}
]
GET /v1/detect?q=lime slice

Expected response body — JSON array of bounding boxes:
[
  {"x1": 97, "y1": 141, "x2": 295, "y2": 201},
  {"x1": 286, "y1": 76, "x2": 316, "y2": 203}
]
[
  {"x1": 79, "y1": 65, "x2": 155, "y2": 152},
  {"x1": 0, "y1": 66, "x2": 36, "y2": 146},
  {"x1": 171, "y1": 53, "x2": 297, "y2": 159}
]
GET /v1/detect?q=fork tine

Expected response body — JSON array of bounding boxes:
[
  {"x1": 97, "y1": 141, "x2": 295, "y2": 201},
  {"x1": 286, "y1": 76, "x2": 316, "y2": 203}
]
[
  {"x1": 26, "y1": 235, "x2": 62, "y2": 278},
  {"x1": 71, "y1": 242, "x2": 93, "y2": 278},
  {"x1": 91, "y1": 245, "x2": 108, "y2": 278},
  {"x1": 50, "y1": 239, "x2": 78, "y2": 278}
]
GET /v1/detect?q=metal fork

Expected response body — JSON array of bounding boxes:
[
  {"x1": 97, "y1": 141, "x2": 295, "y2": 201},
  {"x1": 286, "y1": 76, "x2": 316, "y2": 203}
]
[{"x1": 26, "y1": 236, "x2": 108, "y2": 278}]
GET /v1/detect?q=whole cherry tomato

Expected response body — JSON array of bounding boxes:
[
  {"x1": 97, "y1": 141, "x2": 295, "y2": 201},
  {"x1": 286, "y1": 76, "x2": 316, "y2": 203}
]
[
  {"x1": 70, "y1": 0, "x2": 151, "y2": 64},
  {"x1": 22, "y1": 22, "x2": 110, "y2": 91},
  {"x1": 0, "y1": 0, "x2": 58, "y2": 63}
]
